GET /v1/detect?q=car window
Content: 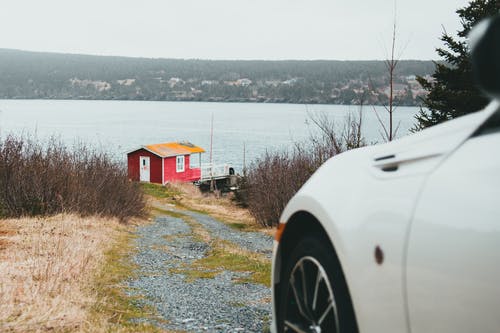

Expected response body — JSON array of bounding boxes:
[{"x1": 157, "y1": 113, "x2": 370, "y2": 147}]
[{"x1": 472, "y1": 108, "x2": 500, "y2": 137}]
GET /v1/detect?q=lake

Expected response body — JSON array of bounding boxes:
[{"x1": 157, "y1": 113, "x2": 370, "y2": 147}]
[{"x1": 0, "y1": 100, "x2": 419, "y2": 171}]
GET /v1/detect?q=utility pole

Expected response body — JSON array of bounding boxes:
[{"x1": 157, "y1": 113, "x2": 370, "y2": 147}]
[
  {"x1": 209, "y1": 113, "x2": 215, "y2": 191},
  {"x1": 242, "y1": 142, "x2": 246, "y2": 177}
]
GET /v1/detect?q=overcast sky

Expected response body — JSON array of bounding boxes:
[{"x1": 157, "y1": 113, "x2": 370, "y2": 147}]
[{"x1": 0, "y1": 0, "x2": 469, "y2": 60}]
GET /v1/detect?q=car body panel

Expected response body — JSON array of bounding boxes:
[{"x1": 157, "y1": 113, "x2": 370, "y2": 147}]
[
  {"x1": 274, "y1": 148, "x2": 431, "y2": 332},
  {"x1": 406, "y1": 130, "x2": 500, "y2": 333},
  {"x1": 271, "y1": 101, "x2": 498, "y2": 333}
]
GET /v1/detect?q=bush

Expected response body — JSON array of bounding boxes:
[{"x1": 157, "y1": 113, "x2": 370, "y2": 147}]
[
  {"x1": 244, "y1": 149, "x2": 315, "y2": 227},
  {"x1": 244, "y1": 110, "x2": 365, "y2": 227},
  {"x1": 0, "y1": 136, "x2": 145, "y2": 221}
]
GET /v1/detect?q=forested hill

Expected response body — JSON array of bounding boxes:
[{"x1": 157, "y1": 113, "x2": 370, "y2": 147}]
[{"x1": 0, "y1": 48, "x2": 435, "y2": 105}]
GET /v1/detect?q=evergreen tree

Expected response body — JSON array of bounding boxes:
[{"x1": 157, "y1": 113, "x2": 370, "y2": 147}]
[{"x1": 413, "y1": 0, "x2": 499, "y2": 130}]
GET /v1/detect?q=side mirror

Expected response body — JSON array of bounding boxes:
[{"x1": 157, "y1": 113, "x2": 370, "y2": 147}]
[{"x1": 470, "y1": 14, "x2": 500, "y2": 100}]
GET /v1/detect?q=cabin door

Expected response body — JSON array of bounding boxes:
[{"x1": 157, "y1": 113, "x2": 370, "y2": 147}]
[{"x1": 139, "y1": 156, "x2": 150, "y2": 182}]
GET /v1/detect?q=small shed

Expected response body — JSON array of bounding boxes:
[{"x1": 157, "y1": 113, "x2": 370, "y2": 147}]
[{"x1": 127, "y1": 142, "x2": 205, "y2": 184}]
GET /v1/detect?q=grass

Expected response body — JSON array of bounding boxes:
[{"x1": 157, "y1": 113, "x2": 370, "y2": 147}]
[
  {"x1": 147, "y1": 193, "x2": 272, "y2": 287},
  {"x1": 0, "y1": 215, "x2": 141, "y2": 332},
  {"x1": 0, "y1": 179, "x2": 268, "y2": 332},
  {"x1": 144, "y1": 182, "x2": 274, "y2": 236},
  {"x1": 87, "y1": 223, "x2": 163, "y2": 332},
  {"x1": 0, "y1": 214, "x2": 168, "y2": 332},
  {"x1": 171, "y1": 240, "x2": 271, "y2": 287},
  {"x1": 169, "y1": 266, "x2": 220, "y2": 281},
  {"x1": 141, "y1": 183, "x2": 181, "y2": 200},
  {"x1": 226, "y1": 222, "x2": 253, "y2": 231},
  {"x1": 150, "y1": 206, "x2": 186, "y2": 219},
  {"x1": 196, "y1": 241, "x2": 271, "y2": 287},
  {"x1": 229, "y1": 301, "x2": 247, "y2": 308},
  {"x1": 157, "y1": 207, "x2": 271, "y2": 287}
]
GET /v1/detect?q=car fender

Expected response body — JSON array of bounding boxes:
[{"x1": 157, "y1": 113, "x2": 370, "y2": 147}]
[{"x1": 274, "y1": 102, "x2": 497, "y2": 332}]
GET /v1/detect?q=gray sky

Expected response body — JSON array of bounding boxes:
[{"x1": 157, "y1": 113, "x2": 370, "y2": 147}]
[{"x1": 0, "y1": 0, "x2": 469, "y2": 60}]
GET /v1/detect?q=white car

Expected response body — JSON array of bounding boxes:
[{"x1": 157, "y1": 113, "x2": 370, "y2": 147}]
[{"x1": 271, "y1": 16, "x2": 500, "y2": 333}]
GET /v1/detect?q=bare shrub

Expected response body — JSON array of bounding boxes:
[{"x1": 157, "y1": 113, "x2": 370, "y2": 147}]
[
  {"x1": 0, "y1": 136, "x2": 145, "y2": 221},
  {"x1": 245, "y1": 109, "x2": 365, "y2": 227}
]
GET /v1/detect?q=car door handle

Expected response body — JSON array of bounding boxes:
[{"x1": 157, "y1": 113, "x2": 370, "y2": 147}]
[{"x1": 373, "y1": 152, "x2": 442, "y2": 172}]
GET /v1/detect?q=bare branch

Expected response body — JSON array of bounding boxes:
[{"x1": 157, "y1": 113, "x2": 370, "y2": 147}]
[
  {"x1": 372, "y1": 105, "x2": 389, "y2": 141},
  {"x1": 378, "y1": 129, "x2": 388, "y2": 142},
  {"x1": 393, "y1": 120, "x2": 402, "y2": 138},
  {"x1": 396, "y1": 37, "x2": 410, "y2": 61}
]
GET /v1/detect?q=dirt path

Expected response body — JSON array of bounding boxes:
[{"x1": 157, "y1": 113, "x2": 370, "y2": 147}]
[{"x1": 126, "y1": 207, "x2": 273, "y2": 332}]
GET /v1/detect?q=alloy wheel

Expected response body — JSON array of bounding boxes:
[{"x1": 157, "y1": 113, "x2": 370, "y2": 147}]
[{"x1": 283, "y1": 256, "x2": 339, "y2": 333}]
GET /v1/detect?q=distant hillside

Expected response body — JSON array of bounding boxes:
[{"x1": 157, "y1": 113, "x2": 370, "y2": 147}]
[{"x1": 0, "y1": 49, "x2": 435, "y2": 105}]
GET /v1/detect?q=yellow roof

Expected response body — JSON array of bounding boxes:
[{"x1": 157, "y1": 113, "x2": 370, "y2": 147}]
[{"x1": 143, "y1": 142, "x2": 205, "y2": 157}]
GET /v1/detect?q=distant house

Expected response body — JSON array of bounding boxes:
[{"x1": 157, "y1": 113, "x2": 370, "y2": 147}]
[
  {"x1": 168, "y1": 77, "x2": 184, "y2": 88},
  {"x1": 127, "y1": 142, "x2": 205, "y2": 184},
  {"x1": 236, "y1": 78, "x2": 252, "y2": 87}
]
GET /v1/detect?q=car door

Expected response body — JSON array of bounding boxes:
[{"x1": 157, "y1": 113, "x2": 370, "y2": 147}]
[{"x1": 406, "y1": 108, "x2": 500, "y2": 332}]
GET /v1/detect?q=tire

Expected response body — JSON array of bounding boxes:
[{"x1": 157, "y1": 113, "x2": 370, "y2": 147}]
[{"x1": 278, "y1": 233, "x2": 358, "y2": 333}]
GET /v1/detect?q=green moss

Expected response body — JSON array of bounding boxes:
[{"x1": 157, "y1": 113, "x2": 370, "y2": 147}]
[
  {"x1": 169, "y1": 266, "x2": 220, "y2": 282},
  {"x1": 225, "y1": 221, "x2": 258, "y2": 232},
  {"x1": 199, "y1": 244, "x2": 271, "y2": 287},
  {"x1": 151, "y1": 202, "x2": 271, "y2": 287},
  {"x1": 261, "y1": 315, "x2": 272, "y2": 333},
  {"x1": 226, "y1": 222, "x2": 246, "y2": 230},
  {"x1": 151, "y1": 207, "x2": 186, "y2": 219},
  {"x1": 229, "y1": 301, "x2": 246, "y2": 308},
  {"x1": 168, "y1": 201, "x2": 208, "y2": 215},
  {"x1": 170, "y1": 239, "x2": 271, "y2": 287},
  {"x1": 161, "y1": 232, "x2": 190, "y2": 243},
  {"x1": 88, "y1": 227, "x2": 163, "y2": 332},
  {"x1": 141, "y1": 183, "x2": 181, "y2": 199}
]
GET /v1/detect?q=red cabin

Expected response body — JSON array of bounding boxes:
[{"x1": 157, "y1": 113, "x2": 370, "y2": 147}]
[{"x1": 127, "y1": 142, "x2": 205, "y2": 184}]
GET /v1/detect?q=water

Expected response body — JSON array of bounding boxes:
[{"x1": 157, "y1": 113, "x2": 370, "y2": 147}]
[{"x1": 0, "y1": 100, "x2": 419, "y2": 171}]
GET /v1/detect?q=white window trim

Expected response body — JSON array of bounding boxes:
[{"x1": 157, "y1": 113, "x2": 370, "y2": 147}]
[{"x1": 176, "y1": 155, "x2": 185, "y2": 173}]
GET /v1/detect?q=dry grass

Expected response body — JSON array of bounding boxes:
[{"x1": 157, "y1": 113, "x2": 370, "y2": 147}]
[
  {"x1": 146, "y1": 182, "x2": 274, "y2": 236},
  {"x1": 0, "y1": 214, "x2": 164, "y2": 333},
  {"x1": 87, "y1": 218, "x2": 163, "y2": 333},
  {"x1": 0, "y1": 214, "x2": 121, "y2": 332}
]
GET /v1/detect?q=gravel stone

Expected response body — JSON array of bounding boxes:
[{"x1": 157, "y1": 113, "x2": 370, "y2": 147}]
[
  {"x1": 181, "y1": 210, "x2": 274, "y2": 257},
  {"x1": 127, "y1": 213, "x2": 272, "y2": 332}
]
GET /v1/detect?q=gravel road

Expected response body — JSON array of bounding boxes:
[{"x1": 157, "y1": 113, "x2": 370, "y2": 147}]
[{"x1": 127, "y1": 209, "x2": 274, "y2": 332}]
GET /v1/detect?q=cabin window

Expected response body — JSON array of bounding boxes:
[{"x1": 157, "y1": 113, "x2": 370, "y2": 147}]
[
  {"x1": 189, "y1": 153, "x2": 200, "y2": 169},
  {"x1": 176, "y1": 155, "x2": 185, "y2": 172}
]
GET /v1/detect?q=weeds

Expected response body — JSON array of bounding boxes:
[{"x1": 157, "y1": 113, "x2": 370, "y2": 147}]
[
  {"x1": 141, "y1": 182, "x2": 181, "y2": 199},
  {"x1": 0, "y1": 136, "x2": 145, "y2": 221},
  {"x1": 171, "y1": 239, "x2": 271, "y2": 287},
  {"x1": 147, "y1": 182, "x2": 264, "y2": 233},
  {"x1": 157, "y1": 207, "x2": 271, "y2": 287},
  {"x1": 88, "y1": 222, "x2": 162, "y2": 332},
  {"x1": 0, "y1": 215, "x2": 122, "y2": 331}
]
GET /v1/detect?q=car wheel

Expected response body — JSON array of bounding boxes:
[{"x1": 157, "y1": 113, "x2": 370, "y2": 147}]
[{"x1": 278, "y1": 234, "x2": 357, "y2": 333}]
